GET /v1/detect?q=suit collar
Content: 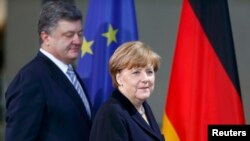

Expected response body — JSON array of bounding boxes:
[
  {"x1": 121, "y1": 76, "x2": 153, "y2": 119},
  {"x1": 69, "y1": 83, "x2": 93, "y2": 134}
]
[
  {"x1": 36, "y1": 52, "x2": 92, "y2": 123},
  {"x1": 112, "y1": 89, "x2": 163, "y2": 140},
  {"x1": 39, "y1": 48, "x2": 68, "y2": 74}
]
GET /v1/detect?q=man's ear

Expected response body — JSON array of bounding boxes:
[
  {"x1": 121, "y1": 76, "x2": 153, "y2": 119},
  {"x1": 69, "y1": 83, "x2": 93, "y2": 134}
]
[{"x1": 40, "y1": 31, "x2": 49, "y2": 46}]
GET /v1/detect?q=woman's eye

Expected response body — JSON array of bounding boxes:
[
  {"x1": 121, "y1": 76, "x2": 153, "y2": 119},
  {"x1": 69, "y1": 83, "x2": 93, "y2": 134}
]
[
  {"x1": 132, "y1": 71, "x2": 140, "y2": 74},
  {"x1": 147, "y1": 70, "x2": 154, "y2": 75}
]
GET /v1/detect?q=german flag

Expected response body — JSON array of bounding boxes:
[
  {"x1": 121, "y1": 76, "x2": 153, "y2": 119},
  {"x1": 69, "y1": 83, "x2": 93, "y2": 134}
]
[{"x1": 161, "y1": 0, "x2": 245, "y2": 141}]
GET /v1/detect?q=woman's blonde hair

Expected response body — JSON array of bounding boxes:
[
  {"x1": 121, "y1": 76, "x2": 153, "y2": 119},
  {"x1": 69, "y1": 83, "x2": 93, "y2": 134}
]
[{"x1": 109, "y1": 41, "x2": 161, "y2": 87}]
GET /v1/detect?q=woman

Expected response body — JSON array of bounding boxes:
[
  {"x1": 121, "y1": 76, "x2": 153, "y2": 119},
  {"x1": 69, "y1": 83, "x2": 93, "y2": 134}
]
[{"x1": 89, "y1": 41, "x2": 165, "y2": 141}]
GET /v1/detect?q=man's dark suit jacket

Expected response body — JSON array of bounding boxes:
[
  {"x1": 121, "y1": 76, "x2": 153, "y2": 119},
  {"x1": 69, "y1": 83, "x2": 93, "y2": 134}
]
[
  {"x1": 89, "y1": 89, "x2": 165, "y2": 141},
  {"x1": 5, "y1": 52, "x2": 92, "y2": 141}
]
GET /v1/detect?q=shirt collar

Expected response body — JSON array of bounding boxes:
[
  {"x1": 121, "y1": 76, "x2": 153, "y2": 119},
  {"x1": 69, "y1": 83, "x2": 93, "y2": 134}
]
[{"x1": 39, "y1": 48, "x2": 69, "y2": 74}]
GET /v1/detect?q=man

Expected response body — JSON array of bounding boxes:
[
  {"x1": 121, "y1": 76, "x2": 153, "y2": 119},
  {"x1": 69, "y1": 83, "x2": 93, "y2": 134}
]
[{"x1": 5, "y1": 1, "x2": 92, "y2": 141}]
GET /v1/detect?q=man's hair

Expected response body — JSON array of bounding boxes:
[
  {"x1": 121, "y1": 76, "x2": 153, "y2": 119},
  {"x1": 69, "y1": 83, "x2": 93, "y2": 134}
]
[{"x1": 38, "y1": 0, "x2": 82, "y2": 44}]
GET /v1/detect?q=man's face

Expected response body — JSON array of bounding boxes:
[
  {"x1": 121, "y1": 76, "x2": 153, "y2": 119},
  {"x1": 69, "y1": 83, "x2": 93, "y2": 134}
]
[{"x1": 44, "y1": 20, "x2": 83, "y2": 64}]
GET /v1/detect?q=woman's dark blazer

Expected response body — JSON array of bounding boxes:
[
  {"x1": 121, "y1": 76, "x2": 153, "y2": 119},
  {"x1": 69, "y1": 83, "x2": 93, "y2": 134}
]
[{"x1": 89, "y1": 89, "x2": 165, "y2": 141}]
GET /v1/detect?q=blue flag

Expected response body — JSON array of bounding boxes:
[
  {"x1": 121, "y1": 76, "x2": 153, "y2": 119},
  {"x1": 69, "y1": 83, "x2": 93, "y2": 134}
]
[{"x1": 77, "y1": 0, "x2": 138, "y2": 114}]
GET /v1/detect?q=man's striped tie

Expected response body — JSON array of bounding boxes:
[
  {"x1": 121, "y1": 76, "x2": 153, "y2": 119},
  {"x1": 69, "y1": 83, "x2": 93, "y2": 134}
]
[{"x1": 67, "y1": 65, "x2": 91, "y2": 118}]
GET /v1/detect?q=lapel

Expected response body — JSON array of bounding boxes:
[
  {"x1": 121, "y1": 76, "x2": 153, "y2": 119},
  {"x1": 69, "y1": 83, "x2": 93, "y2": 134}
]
[
  {"x1": 36, "y1": 52, "x2": 91, "y2": 123},
  {"x1": 112, "y1": 89, "x2": 162, "y2": 140}
]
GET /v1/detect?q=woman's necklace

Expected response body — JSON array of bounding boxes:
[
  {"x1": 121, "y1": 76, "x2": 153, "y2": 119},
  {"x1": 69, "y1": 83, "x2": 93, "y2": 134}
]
[
  {"x1": 138, "y1": 106, "x2": 145, "y2": 115},
  {"x1": 138, "y1": 106, "x2": 150, "y2": 125}
]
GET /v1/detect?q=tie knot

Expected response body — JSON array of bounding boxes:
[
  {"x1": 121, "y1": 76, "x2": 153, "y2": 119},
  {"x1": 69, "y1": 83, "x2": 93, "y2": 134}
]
[{"x1": 67, "y1": 65, "x2": 74, "y2": 75}]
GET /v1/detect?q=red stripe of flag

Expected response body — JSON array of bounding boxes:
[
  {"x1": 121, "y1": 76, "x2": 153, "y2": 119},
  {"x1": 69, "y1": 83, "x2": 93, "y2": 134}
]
[{"x1": 162, "y1": 0, "x2": 245, "y2": 141}]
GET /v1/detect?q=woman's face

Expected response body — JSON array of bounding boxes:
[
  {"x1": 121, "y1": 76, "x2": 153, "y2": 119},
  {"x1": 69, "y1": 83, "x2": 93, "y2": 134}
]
[{"x1": 116, "y1": 64, "x2": 155, "y2": 103}]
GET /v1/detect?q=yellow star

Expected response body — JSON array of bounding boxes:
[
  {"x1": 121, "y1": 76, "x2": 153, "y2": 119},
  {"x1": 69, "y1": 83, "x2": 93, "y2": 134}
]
[
  {"x1": 102, "y1": 24, "x2": 118, "y2": 47},
  {"x1": 81, "y1": 37, "x2": 94, "y2": 57}
]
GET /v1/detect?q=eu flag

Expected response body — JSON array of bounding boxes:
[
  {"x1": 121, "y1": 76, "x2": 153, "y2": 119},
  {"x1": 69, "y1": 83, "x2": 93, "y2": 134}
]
[{"x1": 77, "y1": 0, "x2": 138, "y2": 114}]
